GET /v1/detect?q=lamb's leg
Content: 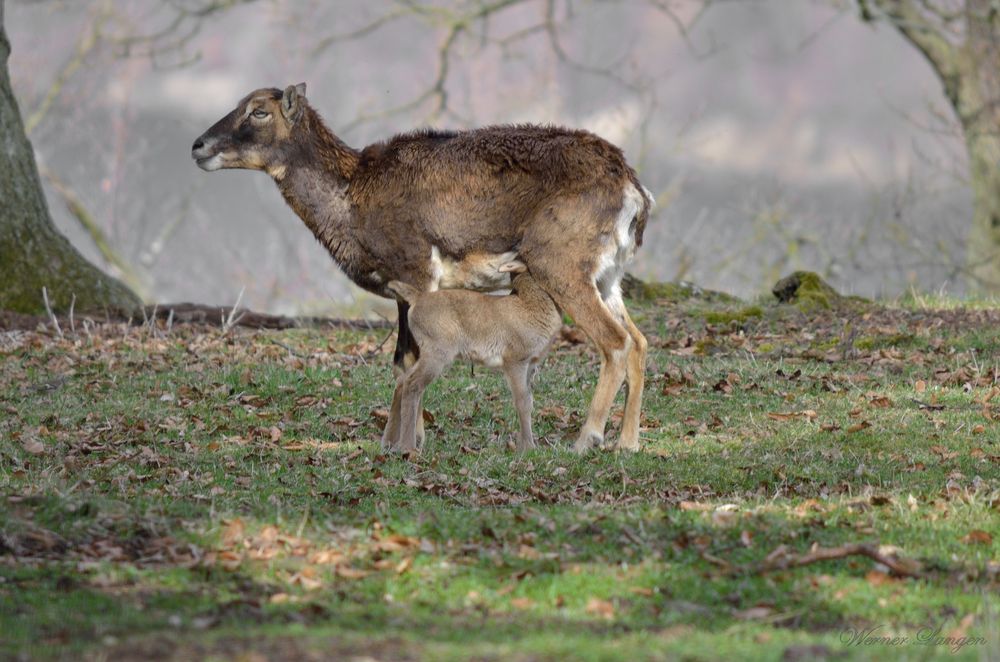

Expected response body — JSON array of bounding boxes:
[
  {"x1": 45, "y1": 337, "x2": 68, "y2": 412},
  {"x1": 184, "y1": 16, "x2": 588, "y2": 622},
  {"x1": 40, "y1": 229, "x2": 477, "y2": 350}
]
[
  {"x1": 503, "y1": 361, "x2": 536, "y2": 452},
  {"x1": 398, "y1": 356, "x2": 442, "y2": 453},
  {"x1": 392, "y1": 301, "x2": 424, "y2": 446}
]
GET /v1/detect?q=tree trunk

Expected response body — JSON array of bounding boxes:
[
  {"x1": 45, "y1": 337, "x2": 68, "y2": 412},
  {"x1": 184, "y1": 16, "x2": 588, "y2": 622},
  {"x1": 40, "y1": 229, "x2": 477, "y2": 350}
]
[
  {"x1": 0, "y1": 1, "x2": 140, "y2": 315},
  {"x1": 956, "y1": 2, "x2": 1000, "y2": 290},
  {"x1": 865, "y1": 0, "x2": 1000, "y2": 291}
]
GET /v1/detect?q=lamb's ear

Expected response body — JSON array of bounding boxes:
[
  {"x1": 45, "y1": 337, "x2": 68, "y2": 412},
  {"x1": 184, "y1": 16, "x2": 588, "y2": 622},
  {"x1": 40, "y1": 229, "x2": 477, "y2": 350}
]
[
  {"x1": 498, "y1": 260, "x2": 527, "y2": 274},
  {"x1": 280, "y1": 83, "x2": 307, "y2": 123}
]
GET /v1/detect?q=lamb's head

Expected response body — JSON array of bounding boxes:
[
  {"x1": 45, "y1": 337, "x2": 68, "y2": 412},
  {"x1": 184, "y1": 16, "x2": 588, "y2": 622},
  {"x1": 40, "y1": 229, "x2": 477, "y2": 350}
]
[{"x1": 191, "y1": 83, "x2": 307, "y2": 174}]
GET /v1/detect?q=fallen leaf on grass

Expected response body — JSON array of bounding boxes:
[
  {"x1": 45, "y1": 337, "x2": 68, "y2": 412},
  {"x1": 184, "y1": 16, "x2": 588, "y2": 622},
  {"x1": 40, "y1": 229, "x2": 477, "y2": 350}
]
[
  {"x1": 930, "y1": 445, "x2": 959, "y2": 461},
  {"x1": 628, "y1": 586, "x2": 654, "y2": 596},
  {"x1": 218, "y1": 550, "x2": 242, "y2": 571},
  {"x1": 335, "y1": 565, "x2": 370, "y2": 579},
  {"x1": 21, "y1": 437, "x2": 45, "y2": 455},
  {"x1": 221, "y1": 519, "x2": 245, "y2": 546},
  {"x1": 308, "y1": 550, "x2": 346, "y2": 565},
  {"x1": 915, "y1": 379, "x2": 927, "y2": 393},
  {"x1": 960, "y1": 530, "x2": 993, "y2": 545},
  {"x1": 289, "y1": 567, "x2": 323, "y2": 591},
  {"x1": 374, "y1": 533, "x2": 421, "y2": 552},
  {"x1": 847, "y1": 421, "x2": 871, "y2": 433},
  {"x1": 510, "y1": 597, "x2": 535, "y2": 610},
  {"x1": 865, "y1": 570, "x2": 897, "y2": 587},
  {"x1": 585, "y1": 598, "x2": 615, "y2": 620}
]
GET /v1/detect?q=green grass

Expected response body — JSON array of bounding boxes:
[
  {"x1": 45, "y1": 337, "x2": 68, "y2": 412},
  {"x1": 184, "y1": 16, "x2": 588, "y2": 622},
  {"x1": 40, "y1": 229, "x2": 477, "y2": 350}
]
[{"x1": 1, "y1": 296, "x2": 998, "y2": 661}]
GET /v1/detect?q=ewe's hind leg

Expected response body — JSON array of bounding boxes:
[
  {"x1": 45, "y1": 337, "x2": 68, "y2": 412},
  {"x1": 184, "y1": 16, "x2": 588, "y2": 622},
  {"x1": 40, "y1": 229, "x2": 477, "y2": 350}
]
[
  {"x1": 503, "y1": 361, "x2": 536, "y2": 452},
  {"x1": 607, "y1": 298, "x2": 647, "y2": 451},
  {"x1": 545, "y1": 283, "x2": 630, "y2": 454}
]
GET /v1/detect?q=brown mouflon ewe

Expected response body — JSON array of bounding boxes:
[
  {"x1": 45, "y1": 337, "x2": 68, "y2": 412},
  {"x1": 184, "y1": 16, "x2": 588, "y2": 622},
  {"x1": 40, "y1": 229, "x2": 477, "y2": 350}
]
[
  {"x1": 382, "y1": 262, "x2": 561, "y2": 453},
  {"x1": 191, "y1": 83, "x2": 652, "y2": 453}
]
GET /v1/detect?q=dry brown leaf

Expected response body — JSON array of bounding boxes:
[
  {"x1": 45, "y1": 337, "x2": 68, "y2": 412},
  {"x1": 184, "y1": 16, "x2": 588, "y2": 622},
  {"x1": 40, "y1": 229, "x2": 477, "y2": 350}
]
[
  {"x1": 585, "y1": 598, "x2": 615, "y2": 620},
  {"x1": 915, "y1": 379, "x2": 927, "y2": 393},
  {"x1": 847, "y1": 421, "x2": 871, "y2": 433},
  {"x1": 335, "y1": 565, "x2": 370, "y2": 579},
  {"x1": 395, "y1": 557, "x2": 413, "y2": 575},
  {"x1": 628, "y1": 586, "x2": 654, "y2": 596},
  {"x1": 864, "y1": 570, "x2": 896, "y2": 587},
  {"x1": 21, "y1": 438, "x2": 45, "y2": 455},
  {"x1": 289, "y1": 567, "x2": 323, "y2": 591},
  {"x1": 510, "y1": 597, "x2": 535, "y2": 610},
  {"x1": 221, "y1": 519, "x2": 245, "y2": 546},
  {"x1": 960, "y1": 530, "x2": 993, "y2": 545}
]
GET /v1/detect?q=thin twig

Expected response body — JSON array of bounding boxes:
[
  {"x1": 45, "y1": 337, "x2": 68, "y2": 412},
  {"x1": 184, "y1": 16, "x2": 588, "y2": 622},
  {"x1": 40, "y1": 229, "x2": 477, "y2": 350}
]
[
  {"x1": 41, "y1": 287, "x2": 64, "y2": 339},
  {"x1": 740, "y1": 543, "x2": 923, "y2": 578},
  {"x1": 221, "y1": 286, "x2": 246, "y2": 334}
]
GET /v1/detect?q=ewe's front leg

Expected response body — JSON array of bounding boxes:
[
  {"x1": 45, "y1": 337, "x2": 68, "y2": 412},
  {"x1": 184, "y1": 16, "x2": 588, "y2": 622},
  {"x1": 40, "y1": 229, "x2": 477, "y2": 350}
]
[
  {"x1": 381, "y1": 377, "x2": 405, "y2": 451},
  {"x1": 393, "y1": 302, "x2": 424, "y2": 446}
]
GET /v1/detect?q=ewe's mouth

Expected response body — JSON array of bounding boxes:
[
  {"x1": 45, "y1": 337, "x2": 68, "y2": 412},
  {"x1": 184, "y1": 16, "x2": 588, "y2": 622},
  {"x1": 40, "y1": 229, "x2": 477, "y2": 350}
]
[{"x1": 195, "y1": 155, "x2": 223, "y2": 171}]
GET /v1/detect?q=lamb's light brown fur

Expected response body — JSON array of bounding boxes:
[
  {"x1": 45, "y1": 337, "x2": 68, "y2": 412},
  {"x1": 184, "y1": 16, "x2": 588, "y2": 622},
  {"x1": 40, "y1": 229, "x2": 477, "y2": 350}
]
[{"x1": 383, "y1": 264, "x2": 561, "y2": 453}]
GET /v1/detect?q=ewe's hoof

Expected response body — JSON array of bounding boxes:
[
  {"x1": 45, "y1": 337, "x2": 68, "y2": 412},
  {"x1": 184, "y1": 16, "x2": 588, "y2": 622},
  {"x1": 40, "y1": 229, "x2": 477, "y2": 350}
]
[{"x1": 609, "y1": 435, "x2": 641, "y2": 452}]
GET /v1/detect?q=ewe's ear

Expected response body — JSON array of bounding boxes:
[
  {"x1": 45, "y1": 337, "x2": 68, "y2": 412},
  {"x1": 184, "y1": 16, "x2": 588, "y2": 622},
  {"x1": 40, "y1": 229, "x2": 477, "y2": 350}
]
[
  {"x1": 281, "y1": 82, "x2": 307, "y2": 123},
  {"x1": 498, "y1": 260, "x2": 527, "y2": 274}
]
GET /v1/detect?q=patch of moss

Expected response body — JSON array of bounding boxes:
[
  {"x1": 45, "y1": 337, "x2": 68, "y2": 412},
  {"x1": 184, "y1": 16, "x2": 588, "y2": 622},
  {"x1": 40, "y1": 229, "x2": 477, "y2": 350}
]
[
  {"x1": 771, "y1": 271, "x2": 869, "y2": 312},
  {"x1": 854, "y1": 333, "x2": 917, "y2": 351},
  {"x1": 703, "y1": 305, "x2": 764, "y2": 325},
  {"x1": 622, "y1": 273, "x2": 739, "y2": 304}
]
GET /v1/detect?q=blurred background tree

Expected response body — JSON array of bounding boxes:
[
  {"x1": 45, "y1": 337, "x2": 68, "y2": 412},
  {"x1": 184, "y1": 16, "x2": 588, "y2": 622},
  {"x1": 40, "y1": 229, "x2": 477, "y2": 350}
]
[
  {"x1": 0, "y1": 0, "x2": 139, "y2": 315},
  {"x1": 859, "y1": 0, "x2": 1000, "y2": 290}
]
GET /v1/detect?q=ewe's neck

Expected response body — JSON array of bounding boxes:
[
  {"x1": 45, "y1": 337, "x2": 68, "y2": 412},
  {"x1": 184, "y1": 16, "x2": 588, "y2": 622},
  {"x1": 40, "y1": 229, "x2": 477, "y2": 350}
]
[{"x1": 274, "y1": 107, "x2": 362, "y2": 269}]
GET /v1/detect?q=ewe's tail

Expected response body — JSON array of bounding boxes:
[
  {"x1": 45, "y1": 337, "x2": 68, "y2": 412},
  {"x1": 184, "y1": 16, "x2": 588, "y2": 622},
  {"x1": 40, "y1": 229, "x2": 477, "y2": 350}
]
[{"x1": 387, "y1": 280, "x2": 421, "y2": 303}]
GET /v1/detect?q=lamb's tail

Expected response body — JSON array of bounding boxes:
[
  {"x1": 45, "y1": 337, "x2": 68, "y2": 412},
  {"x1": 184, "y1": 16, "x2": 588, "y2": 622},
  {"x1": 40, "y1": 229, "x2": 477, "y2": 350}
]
[{"x1": 387, "y1": 280, "x2": 421, "y2": 303}]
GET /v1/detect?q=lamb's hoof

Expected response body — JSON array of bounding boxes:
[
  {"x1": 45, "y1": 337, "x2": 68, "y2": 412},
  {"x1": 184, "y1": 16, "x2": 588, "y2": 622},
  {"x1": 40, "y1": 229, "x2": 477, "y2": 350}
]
[{"x1": 572, "y1": 431, "x2": 603, "y2": 454}]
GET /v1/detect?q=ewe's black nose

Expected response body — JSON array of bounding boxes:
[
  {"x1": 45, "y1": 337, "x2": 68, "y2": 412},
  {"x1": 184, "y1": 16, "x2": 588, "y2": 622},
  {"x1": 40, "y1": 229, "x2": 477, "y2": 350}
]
[{"x1": 192, "y1": 138, "x2": 205, "y2": 152}]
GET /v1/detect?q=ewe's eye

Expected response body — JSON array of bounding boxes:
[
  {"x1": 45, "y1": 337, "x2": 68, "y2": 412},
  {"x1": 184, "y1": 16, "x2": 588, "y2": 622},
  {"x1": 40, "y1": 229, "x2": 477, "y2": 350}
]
[{"x1": 251, "y1": 109, "x2": 270, "y2": 119}]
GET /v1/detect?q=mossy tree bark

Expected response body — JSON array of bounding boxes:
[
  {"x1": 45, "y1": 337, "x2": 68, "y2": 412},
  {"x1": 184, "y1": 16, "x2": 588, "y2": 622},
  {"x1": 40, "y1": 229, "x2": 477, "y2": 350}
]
[
  {"x1": 0, "y1": 1, "x2": 139, "y2": 315},
  {"x1": 862, "y1": 0, "x2": 1000, "y2": 291}
]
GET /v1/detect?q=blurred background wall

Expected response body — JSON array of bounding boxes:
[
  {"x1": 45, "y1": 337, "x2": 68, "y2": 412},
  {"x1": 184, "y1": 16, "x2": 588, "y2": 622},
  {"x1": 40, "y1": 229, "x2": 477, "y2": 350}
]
[{"x1": 7, "y1": 0, "x2": 970, "y2": 314}]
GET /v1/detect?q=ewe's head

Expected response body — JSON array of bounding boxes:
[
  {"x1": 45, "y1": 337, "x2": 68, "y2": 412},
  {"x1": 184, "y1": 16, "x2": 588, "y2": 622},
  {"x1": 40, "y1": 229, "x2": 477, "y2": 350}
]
[{"x1": 191, "y1": 83, "x2": 306, "y2": 174}]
